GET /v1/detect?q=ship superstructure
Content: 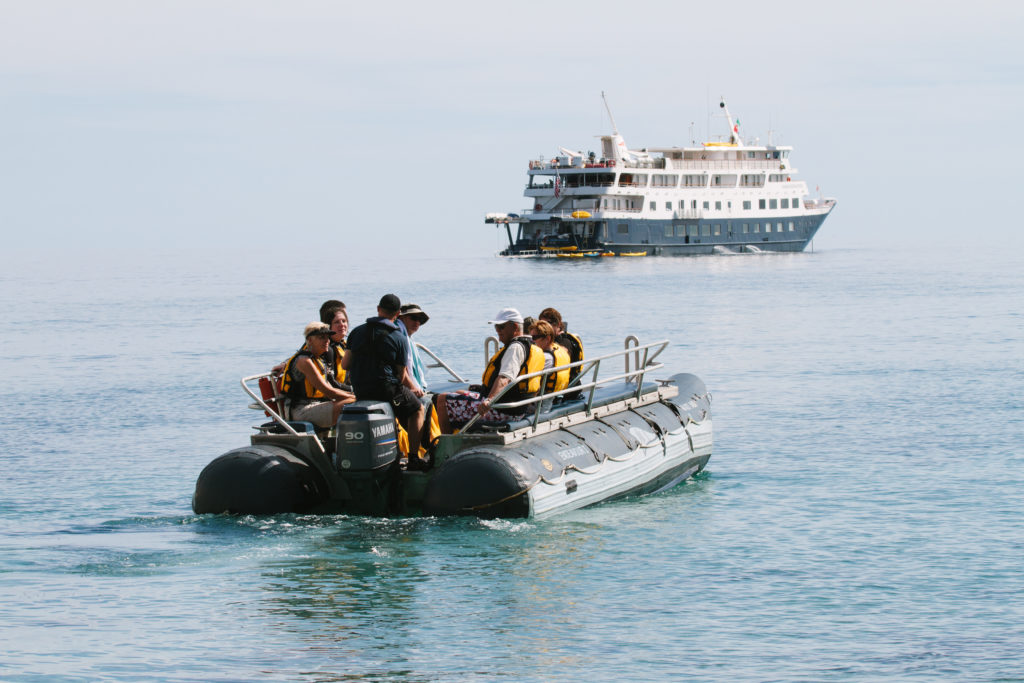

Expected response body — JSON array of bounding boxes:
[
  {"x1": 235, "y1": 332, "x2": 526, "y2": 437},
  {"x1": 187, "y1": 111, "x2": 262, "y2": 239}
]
[{"x1": 486, "y1": 96, "x2": 836, "y2": 256}]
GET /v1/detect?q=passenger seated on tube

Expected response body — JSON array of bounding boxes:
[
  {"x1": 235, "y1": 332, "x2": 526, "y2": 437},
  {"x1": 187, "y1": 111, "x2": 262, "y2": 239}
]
[
  {"x1": 436, "y1": 307, "x2": 544, "y2": 434},
  {"x1": 538, "y1": 307, "x2": 584, "y2": 399},
  {"x1": 528, "y1": 320, "x2": 570, "y2": 411},
  {"x1": 279, "y1": 322, "x2": 355, "y2": 428},
  {"x1": 396, "y1": 303, "x2": 442, "y2": 455}
]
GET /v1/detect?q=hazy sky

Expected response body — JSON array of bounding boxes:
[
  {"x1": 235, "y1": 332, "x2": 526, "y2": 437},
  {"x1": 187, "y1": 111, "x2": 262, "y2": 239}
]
[{"x1": 2, "y1": 0, "x2": 1021, "y2": 257}]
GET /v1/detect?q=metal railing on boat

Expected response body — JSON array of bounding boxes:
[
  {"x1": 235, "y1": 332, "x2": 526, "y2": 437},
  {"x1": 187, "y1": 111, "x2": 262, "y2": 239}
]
[
  {"x1": 458, "y1": 338, "x2": 671, "y2": 434},
  {"x1": 240, "y1": 338, "x2": 672, "y2": 451}
]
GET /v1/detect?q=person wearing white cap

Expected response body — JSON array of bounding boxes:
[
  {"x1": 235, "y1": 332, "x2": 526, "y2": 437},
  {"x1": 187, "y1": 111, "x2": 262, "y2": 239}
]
[{"x1": 436, "y1": 307, "x2": 545, "y2": 433}]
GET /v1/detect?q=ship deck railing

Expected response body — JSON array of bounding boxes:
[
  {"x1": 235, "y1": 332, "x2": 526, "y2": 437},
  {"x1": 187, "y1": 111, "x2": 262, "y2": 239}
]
[{"x1": 533, "y1": 158, "x2": 794, "y2": 172}]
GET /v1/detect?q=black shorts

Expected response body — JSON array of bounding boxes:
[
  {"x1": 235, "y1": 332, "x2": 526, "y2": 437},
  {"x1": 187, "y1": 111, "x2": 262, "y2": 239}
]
[{"x1": 358, "y1": 385, "x2": 423, "y2": 420}]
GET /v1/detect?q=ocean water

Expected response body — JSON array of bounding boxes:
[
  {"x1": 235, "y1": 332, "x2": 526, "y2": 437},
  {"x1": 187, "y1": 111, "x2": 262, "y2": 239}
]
[{"x1": 1, "y1": 245, "x2": 1022, "y2": 681}]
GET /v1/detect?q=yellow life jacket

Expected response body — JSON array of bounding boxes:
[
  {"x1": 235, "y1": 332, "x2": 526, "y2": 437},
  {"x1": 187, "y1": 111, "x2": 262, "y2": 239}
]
[
  {"x1": 280, "y1": 346, "x2": 333, "y2": 400},
  {"x1": 481, "y1": 336, "x2": 545, "y2": 409},
  {"x1": 328, "y1": 341, "x2": 347, "y2": 384},
  {"x1": 547, "y1": 342, "x2": 571, "y2": 394},
  {"x1": 555, "y1": 331, "x2": 584, "y2": 387}
]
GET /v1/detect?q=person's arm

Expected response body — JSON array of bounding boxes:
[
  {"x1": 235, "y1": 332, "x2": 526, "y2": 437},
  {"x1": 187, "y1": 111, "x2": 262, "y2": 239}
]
[
  {"x1": 296, "y1": 357, "x2": 353, "y2": 401},
  {"x1": 478, "y1": 343, "x2": 524, "y2": 414},
  {"x1": 402, "y1": 365, "x2": 424, "y2": 397},
  {"x1": 478, "y1": 375, "x2": 512, "y2": 414}
]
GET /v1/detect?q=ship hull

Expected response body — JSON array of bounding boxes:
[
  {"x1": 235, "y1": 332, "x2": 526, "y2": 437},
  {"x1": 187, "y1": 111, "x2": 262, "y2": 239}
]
[{"x1": 499, "y1": 207, "x2": 831, "y2": 257}]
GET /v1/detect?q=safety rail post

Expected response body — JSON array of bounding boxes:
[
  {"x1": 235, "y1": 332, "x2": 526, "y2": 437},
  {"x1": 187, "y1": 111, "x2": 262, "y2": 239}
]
[
  {"x1": 634, "y1": 344, "x2": 651, "y2": 399},
  {"x1": 241, "y1": 374, "x2": 325, "y2": 454},
  {"x1": 624, "y1": 335, "x2": 640, "y2": 377},
  {"x1": 484, "y1": 336, "x2": 499, "y2": 367}
]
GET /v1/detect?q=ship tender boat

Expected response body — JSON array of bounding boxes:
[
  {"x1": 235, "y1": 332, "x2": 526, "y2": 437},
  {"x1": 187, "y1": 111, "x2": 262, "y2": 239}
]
[
  {"x1": 192, "y1": 338, "x2": 712, "y2": 519},
  {"x1": 486, "y1": 96, "x2": 836, "y2": 257}
]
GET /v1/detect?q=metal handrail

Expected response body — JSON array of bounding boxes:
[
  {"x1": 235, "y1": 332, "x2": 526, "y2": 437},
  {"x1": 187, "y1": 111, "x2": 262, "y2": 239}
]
[
  {"x1": 459, "y1": 339, "x2": 670, "y2": 433},
  {"x1": 414, "y1": 342, "x2": 466, "y2": 383},
  {"x1": 241, "y1": 373, "x2": 325, "y2": 454},
  {"x1": 484, "y1": 336, "x2": 500, "y2": 366}
]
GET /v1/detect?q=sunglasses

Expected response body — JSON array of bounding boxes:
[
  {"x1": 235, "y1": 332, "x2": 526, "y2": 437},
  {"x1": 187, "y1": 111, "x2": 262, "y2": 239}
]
[{"x1": 531, "y1": 334, "x2": 547, "y2": 340}]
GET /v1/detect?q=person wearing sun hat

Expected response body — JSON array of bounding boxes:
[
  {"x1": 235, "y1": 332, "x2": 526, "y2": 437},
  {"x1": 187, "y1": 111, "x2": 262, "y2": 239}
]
[
  {"x1": 279, "y1": 322, "x2": 355, "y2": 428},
  {"x1": 436, "y1": 307, "x2": 544, "y2": 433},
  {"x1": 397, "y1": 303, "x2": 430, "y2": 393}
]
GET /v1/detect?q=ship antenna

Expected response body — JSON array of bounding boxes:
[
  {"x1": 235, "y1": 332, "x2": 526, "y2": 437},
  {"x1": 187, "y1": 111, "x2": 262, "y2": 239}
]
[{"x1": 602, "y1": 91, "x2": 619, "y2": 136}]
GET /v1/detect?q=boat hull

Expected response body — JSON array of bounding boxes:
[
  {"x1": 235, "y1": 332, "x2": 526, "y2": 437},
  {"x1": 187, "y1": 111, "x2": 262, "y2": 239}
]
[{"x1": 192, "y1": 373, "x2": 712, "y2": 519}]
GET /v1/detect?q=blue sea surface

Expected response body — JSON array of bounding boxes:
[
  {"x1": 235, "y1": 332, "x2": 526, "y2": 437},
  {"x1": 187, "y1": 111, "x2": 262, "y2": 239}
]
[{"x1": 1, "y1": 246, "x2": 1022, "y2": 681}]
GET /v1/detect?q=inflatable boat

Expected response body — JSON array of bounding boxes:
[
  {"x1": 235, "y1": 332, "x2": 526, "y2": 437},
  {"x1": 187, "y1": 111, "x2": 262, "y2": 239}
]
[{"x1": 192, "y1": 338, "x2": 712, "y2": 519}]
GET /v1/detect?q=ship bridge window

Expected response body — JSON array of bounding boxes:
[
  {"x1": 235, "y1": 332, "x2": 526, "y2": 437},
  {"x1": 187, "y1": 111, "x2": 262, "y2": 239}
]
[
  {"x1": 683, "y1": 174, "x2": 707, "y2": 187},
  {"x1": 793, "y1": 196, "x2": 800, "y2": 208},
  {"x1": 652, "y1": 174, "x2": 679, "y2": 187},
  {"x1": 528, "y1": 174, "x2": 556, "y2": 189},
  {"x1": 712, "y1": 174, "x2": 737, "y2": 187},
  {"x1": 618, "y1": 173, "x2": 648, "y2": 187},
  {"x1": 562, "y1": 172, "x2": 616, "y2": 188},
  {"x1": 741, "y1": 174, "x2": 765, "y2": 187}
]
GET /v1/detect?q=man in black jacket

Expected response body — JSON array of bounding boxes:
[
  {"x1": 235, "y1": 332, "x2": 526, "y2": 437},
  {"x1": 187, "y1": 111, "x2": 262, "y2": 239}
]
[{"x1": 342, "y1": 294, "x2": 427, "y2": 466}]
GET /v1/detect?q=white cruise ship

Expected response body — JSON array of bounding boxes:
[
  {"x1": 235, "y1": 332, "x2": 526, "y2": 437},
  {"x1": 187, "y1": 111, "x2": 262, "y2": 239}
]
[{"x1": 486, "y1": 97, "x2": 836, "y2": 256}]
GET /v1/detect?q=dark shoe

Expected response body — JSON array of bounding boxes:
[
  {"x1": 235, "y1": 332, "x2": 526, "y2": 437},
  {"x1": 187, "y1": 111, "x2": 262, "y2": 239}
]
[{"x1": 406, "y1": 456, "x2": 431, "y2": 472}]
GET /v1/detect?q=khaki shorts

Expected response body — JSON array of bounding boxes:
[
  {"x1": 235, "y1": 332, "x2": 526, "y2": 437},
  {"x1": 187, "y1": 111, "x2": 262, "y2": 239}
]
[{"x1": 291, "y1": 400, "x2": 335, "y2": 428}]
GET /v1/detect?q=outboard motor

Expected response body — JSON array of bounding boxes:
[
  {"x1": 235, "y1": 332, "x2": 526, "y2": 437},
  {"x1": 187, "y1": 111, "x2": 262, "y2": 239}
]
[{"x1": 334, "y1": 401, "x2": 400, "y2": 514}]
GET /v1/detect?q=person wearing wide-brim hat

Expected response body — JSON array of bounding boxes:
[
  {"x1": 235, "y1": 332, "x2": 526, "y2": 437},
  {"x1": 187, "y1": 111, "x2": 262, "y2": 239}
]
[{"x1": 398, "y1": 304, "x2": 430, "y2": 394}]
